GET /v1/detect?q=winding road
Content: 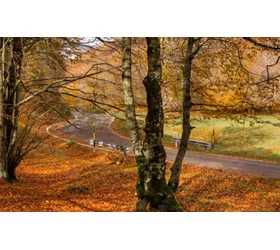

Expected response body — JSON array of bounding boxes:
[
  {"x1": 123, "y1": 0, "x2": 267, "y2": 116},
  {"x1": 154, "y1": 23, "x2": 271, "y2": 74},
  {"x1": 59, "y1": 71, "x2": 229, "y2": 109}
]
[{"x1": 58, "y1": 110, "x2": 280, "y2": 178}]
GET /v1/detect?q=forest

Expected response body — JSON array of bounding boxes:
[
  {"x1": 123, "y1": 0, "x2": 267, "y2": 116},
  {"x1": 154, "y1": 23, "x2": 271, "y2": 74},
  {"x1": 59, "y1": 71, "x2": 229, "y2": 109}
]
[{"x1": 1, "y1": 37, "x2": 280, "y2": 212}]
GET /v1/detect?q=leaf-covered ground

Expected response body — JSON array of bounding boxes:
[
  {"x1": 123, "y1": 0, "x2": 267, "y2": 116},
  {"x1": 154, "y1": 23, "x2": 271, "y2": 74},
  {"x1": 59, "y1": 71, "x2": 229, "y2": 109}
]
[{"x1": 1, "y1": 137, "x2": 280, "y2": 212}]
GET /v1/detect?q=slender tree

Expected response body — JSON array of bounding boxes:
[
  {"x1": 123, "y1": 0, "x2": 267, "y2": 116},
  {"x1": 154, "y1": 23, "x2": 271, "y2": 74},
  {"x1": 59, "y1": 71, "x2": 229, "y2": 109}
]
[
  {"x1": 168, "y1": 37, "x2": 195, "y2": 192},
  {"x1": 0, "y1": 38, "x2": 7, "y2": 178},
  {"x1": 121, "y1": 37, "x2": 147, "y2": 211},
  {"x1": 122, "y1": 37, "x2": 142, "y2": 156}
]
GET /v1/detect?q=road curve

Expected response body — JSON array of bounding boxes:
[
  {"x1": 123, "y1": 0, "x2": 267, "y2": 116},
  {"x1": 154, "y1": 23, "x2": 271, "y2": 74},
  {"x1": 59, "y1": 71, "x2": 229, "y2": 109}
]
[{"x1": 60, "y1": 111, "x2": 280, "y2": 178}]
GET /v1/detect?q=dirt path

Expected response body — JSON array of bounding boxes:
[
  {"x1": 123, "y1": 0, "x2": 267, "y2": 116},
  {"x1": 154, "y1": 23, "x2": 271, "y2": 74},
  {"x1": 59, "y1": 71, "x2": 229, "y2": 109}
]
[{"x1": 60, "y1": 111, "x2": 280, "y2": 178}]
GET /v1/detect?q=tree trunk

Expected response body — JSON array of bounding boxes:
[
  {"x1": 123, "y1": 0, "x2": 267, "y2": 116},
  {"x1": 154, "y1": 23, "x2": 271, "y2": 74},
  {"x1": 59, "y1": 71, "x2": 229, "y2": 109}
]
[
  {"x1": 7, "y1": 162, "x2": 17, "y2": 181},
  {"x1": 121, "y1": 37, "x2": 147, "y2": 210},
  {"x1": 122, "y1": 37, "x2": 142, "y2": 156},
  {"x1": 5, "y1": 38, "x2": 23, "y2": 181},
  {"x1": 0, "y1": 37, "x2": 23, "y2": 181},
  {"x1": 141, "y1": 37, "x2": 180, "y2": 211},
  {"x1": 6, "y1": 38, "x2": 23, "y2": 156},
  {"x1": 0, "y1": 38, "x2": 8, "y2": 178},
  {"x1": 168, "y1": 37, "x2": 194, "y2": 192}
]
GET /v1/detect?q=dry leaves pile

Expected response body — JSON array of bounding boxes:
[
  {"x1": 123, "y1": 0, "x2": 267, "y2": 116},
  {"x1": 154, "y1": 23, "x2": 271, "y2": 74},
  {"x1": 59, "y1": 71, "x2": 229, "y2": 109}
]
[
  {"x1": 1, "y1": 137, "x2": 280, "y2": 212},
  {"x1": 0, "y1": 138, "x2": 137, "y2": 212}
]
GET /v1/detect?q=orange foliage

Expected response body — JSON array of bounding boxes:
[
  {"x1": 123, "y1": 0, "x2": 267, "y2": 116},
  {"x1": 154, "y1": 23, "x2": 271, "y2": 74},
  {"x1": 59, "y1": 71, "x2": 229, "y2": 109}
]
[
  {"x1": 1, "y1": 136, "x2": 280, "y2": 212},
  {"x1": 0, "y1": 138, "x2": 137, "y2": 212}
]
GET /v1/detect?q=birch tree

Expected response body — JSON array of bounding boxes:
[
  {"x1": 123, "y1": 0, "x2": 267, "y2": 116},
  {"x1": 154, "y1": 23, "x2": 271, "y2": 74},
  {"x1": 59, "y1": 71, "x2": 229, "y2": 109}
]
[{"x1": 121, "y1": 37, "x2": 148, "y2": 211}]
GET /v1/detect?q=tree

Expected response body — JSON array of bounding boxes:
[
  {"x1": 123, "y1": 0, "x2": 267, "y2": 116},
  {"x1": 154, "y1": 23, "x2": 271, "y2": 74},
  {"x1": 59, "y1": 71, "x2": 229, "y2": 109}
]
[
  {"x1": 138, "y1": 37, "x2": 180, "y2": 211},
  {"x1": 121, "y1": 37, "x2": 147, "y2": 211},
  {"x1": 168, "y1": 37, "x2": 195, "y2": 192},
  {"x1": 0, "y1": 38, "x2": 7, "y2": 178},
  {"x1": 0, "y1": 38, "x2": 23, "y2": 180},
  {"x1": 0, "y1": 37, "x2": 100, "y2": 181}
]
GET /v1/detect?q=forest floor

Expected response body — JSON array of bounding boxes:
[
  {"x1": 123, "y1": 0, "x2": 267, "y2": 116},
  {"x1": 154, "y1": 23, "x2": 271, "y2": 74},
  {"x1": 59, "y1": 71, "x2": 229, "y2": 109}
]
[{"x1": 1, "y1": 135, "x2": 280, "y2": 212}]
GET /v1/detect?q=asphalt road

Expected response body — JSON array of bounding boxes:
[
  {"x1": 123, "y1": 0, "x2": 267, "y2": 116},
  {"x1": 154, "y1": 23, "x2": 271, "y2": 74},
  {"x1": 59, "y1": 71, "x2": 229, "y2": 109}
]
[{"x1": 61, "y1": 110, "x2": 280, "y2": 178}]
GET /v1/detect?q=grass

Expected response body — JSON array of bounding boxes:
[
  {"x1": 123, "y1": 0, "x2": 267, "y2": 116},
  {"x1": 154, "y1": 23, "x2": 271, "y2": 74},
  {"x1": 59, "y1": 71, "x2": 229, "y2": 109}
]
[
  {"x1": 67, "y1": 185, "x2": 90, "y2": 193},
  {"x1": 110, "y1": 113, "x2": 280, "y2": 162}
]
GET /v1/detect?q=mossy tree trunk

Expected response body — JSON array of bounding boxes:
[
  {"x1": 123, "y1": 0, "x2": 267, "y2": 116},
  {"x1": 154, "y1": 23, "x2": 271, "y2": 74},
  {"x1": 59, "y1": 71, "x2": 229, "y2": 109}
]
[
  {"x1": 140, "y1": 37, "x2": 181, "y2": 212},
  {"x1": 168, "y1": 37, "x2": 195, "y2": 192},
  {"x1": 121, "y1": 37, "x2": 147, "y2": 210}
]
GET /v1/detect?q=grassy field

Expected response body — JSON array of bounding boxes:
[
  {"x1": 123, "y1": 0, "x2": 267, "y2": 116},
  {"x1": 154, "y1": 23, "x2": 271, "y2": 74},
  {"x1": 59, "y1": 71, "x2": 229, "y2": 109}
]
[{"x1": 111, "y1": 113, "x2": 280, "y2": 162}]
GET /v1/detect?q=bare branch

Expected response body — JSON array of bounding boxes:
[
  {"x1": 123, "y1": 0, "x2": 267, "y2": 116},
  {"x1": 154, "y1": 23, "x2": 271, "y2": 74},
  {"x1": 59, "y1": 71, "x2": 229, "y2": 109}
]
[{"x1": 244, "y1": 37, "x2": 280, "y2": 51}]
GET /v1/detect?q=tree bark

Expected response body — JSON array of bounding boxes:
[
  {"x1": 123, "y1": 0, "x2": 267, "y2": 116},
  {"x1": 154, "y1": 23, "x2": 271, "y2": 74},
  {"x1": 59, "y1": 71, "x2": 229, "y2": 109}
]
[
  {"x1": 121, "y1": 37, "x2": 146, "y2": 210},
  {"x1": 141, "y1": 37, "x2": 180, "y2": 211},
  {"x1": 0, "y1": 37, "x2": 7, "y2": 178},
  {"x1": 6, "y1": 38, "x2": 23, "y2": 152},
  {"x1": 168, "y1": 37, "x2": 194, "y2": 192},
  {"x1": 122, "y1": 37, "x2": 142, "y2": 156},
  {"x1": 0, "y1": 37, "x2": 23, "y2": 181}
]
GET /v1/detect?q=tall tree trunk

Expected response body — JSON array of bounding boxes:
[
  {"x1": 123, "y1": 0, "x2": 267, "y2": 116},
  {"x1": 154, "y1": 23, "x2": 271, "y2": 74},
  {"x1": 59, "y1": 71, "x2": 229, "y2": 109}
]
[
  {"x1": 6, "y1": 38, "x2": 23, "y2": 181},
  {"x1": 121, "y1": 37, "x2": 146, "y2": 210},
  {"x1": 0, "y1": 37, "x2": 23, "y2": 181},
  {"x1": 6, "y1": 38, "x2": 23, "y2": 156},
  {"x1": 0, "y1": 38, "x2": 7, "y2": 178},
  {"x1": 122, "y1": 37, "x2": 142, "y2": 156},
  {"x1": 141, "y1": 37, "x2": 180, "y2": 212},
  {"x1": 168, "y1": 37, "x2": 194, "y2": 192}
]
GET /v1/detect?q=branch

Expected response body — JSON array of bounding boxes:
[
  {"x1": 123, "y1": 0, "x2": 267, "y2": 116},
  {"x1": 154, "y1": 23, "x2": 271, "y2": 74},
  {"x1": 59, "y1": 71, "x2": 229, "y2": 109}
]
[
  {"x1": 46, "y1": 89, "x2": 125, "y2": 113},
  {"x1": 243, "y1": 37, "x2": 280, "y2": 51}
]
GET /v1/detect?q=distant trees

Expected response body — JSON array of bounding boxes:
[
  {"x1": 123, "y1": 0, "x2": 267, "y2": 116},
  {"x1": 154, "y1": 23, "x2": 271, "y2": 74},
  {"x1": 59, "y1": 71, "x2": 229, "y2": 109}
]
[{"x1": 242, "y1": 37, "x2": 280, "y2": 113}]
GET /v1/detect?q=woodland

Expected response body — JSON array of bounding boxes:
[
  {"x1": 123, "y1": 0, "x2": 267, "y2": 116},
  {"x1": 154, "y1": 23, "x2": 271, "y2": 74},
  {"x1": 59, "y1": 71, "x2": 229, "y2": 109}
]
[{"x1": 1, "y1": 37, "x2": 280, "y2": 212}]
